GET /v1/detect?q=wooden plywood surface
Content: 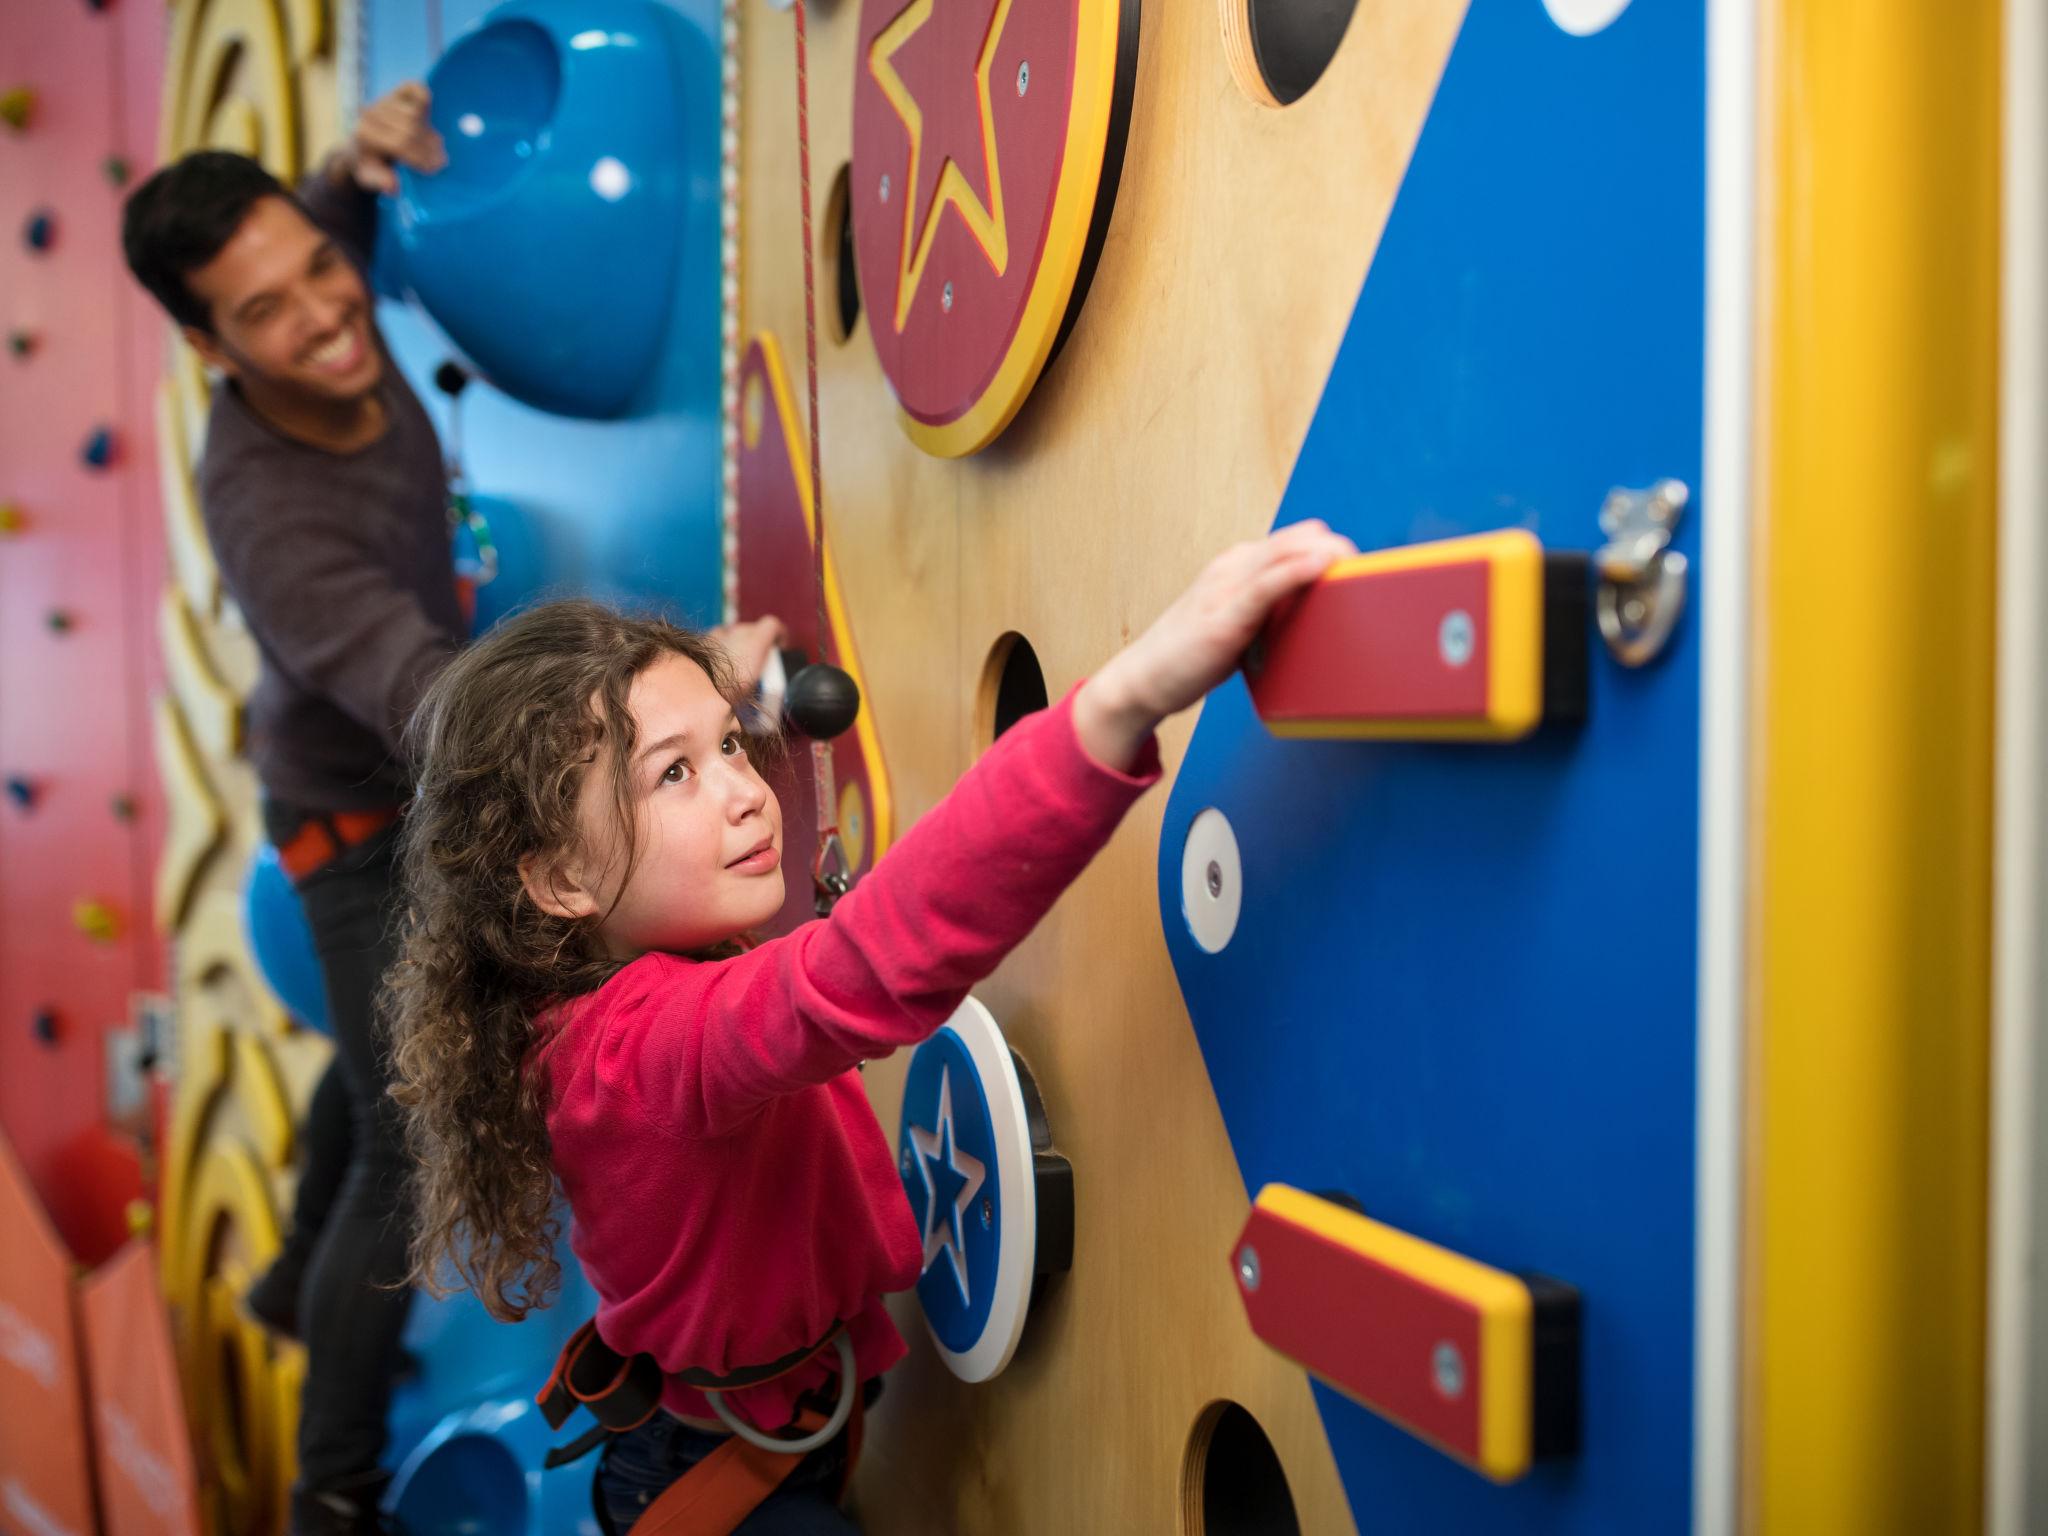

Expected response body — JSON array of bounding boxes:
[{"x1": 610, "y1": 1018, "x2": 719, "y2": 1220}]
[{"x1": 738, "y1": 2, "x2": 1469, "y2": 1529}]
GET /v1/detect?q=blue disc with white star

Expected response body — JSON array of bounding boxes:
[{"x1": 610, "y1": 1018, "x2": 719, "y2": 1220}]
[{"x1": 896, "y1": 997, "x2": 1044, "y2": 1381}]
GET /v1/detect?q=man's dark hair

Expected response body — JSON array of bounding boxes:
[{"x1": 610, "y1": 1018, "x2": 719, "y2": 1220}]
[{"x1": 122, "y1": 151, "x2": 301, "y2": 332}]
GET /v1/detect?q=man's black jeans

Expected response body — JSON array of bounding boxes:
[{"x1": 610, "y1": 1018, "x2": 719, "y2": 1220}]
[{"x1": 263, "y1": 802, "x2": 416, "y2": 1503}]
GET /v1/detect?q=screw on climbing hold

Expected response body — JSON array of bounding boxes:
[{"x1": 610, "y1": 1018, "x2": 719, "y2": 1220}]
[
  {"x1": 1438, "y1": 609, "x2": 1475, "y2": 668},
  {"x1": 101, "y1": 155, "x2": 130, "y2": 188},
  {"x1": 0, "y1": 88, "x2": 34, "y2": 133},
  {"x1": 46, "y1": 609, "x2": 74, "y2": 634},
  {"x1": 80, "y1": 426, "x2": 117, "y2": 470},
  {"x1": 73, "y1": 898, "x2": 120, "y2": 944},
  {"x1": 8, "y1": 330, "x2": 34, "y2": 359},
  {"x1": 0, "y1": 503, "x2": 24, "y2": 536},
  {"x1": 1236, "y1": 1244, "x2": 1262, "y2": 1292},
  {"x1": 110, "y1": 793, "x2": 137, "y2": 822},
  {"x1": 1432, "y1": 1340, "x2": 1467, "y2": 1399},
  {"x1": 31, "y1": 1008, "x2": 59, "y2": 1046},
  {"x1": 23, "y1": 210, "x2": 55, "y2": 253},
  {"x1": 5, "y1": 776, "x2": 35, "y2": 810}
]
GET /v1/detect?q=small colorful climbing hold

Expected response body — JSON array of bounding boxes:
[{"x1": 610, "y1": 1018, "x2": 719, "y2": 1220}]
[
  {"x1": 0, "y1": 88, "x2": 33, "y2": 133},
  {"x1": 124, "y1": 1201, "x2": 153, "y2": 1237},
  {"x1": 8, "y1": 330, "x2": 34, "y2": 359},
  {"x1": 0, "y1": 502, "x2": 24, "y2": 536},
  {"x1": 31, "y1": 1009, "x2": 59, "y2": 1046},
  {"x1": 23, "y1": 210, "x2": 55, "y2": 253},
  {"x1": 46, "y1": 610, "x2": 74, "y2": 634},
  {"x1": 110, "y1": 792, "x2": 138, "y2": 822},
  {"x1": 80, "y1": 426, "x2": 117, "y2": 470},
  {"x1": 5, "y1": 777, "x2": 35, "y2": 810},
  {"x1": 101, "y1": 155, "x2": 131, "y2": 188},
  {"x1": 73, "y1": 898, "x2": 120, "y2": 944}
]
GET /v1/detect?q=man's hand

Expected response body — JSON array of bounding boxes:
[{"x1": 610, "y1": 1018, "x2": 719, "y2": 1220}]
[{"x1": 337, "y1": 82, "x2": 446, "y2": 195}]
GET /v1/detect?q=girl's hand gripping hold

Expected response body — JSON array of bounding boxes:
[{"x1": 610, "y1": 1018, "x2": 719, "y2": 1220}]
[{"x1": 1074, "y1": 520, "x2": 1358, "y2": 770}]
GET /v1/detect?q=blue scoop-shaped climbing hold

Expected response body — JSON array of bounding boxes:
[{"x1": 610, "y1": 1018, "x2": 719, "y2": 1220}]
[
  {"x1": 241, "y1": 844, "x2": 330, "y2": 1033},
  {"x1": 389, "y1": 0, "x2": 694, "y2": 419}
]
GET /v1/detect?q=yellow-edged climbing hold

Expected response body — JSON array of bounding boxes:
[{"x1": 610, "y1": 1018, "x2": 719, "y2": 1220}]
[
  {"x1": 0, "y1": 87, "x2": 35, "y2": 132},
  {"x1": 73, "y1": 898, "x2": 121, "y2": 944}
]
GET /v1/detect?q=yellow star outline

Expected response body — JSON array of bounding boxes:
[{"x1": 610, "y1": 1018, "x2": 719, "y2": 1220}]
[{"x1": 869, "y1": 0, "x2": 1015, "y2": 331}]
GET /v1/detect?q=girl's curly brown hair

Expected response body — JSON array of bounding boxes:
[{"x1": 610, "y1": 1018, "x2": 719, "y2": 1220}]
[{"x1": 386, "y1": 599, "x2": 774, "y2": 1322}]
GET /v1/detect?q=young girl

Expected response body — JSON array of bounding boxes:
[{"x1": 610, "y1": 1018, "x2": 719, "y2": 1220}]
[{"x1": 387, "y1": 521, "x2": 1355, "y2": 1533}]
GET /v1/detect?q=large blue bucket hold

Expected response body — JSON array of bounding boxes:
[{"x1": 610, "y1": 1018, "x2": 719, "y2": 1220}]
[{"x1": 390, "y1": 0, "x2": 701, "y2": 419}]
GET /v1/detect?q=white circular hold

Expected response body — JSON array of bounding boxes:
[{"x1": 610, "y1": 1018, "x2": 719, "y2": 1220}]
[
  {"x1": 924, "y1": 996, "x2": 1039, "y2": 1383},
  {"x1": 1542, "y1": 0, "x2": 1632, "y2": 35},
  {"x1": 1181, "y1": 808, "x2": 1243, "y2": 955}
]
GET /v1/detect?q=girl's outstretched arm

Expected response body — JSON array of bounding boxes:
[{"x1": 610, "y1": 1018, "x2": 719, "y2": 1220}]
[{"x1": 601, "y1": 521, "x2": 1355, "y2": 1138}]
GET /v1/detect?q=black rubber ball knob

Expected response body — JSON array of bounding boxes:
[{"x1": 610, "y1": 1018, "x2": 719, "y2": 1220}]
[
  {"x1": 433, "y1": 360, "x2": 471, "y2": 399},
  {"x1": 784, "y1": 664, "x2": 860, "y2": 740}
]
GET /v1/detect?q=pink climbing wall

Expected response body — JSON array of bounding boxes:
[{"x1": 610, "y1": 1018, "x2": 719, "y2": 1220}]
[{"x1": 0, "y1": 0, "x2": 169, "y2": 1269}]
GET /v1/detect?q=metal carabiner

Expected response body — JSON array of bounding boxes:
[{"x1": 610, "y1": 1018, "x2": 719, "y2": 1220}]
[{"x1": 1594, "y1": 478, "x2": 1690, "y2": 667}]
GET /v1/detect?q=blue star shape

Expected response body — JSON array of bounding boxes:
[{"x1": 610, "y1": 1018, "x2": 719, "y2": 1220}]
[{"x1": 910, "y1": 1065, "x2": 986, "y2": 1307}]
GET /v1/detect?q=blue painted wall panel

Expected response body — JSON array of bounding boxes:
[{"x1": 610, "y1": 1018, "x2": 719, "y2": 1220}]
[{"x1": 1159, "y1": 3, "x2": 1706, "y2": 1527}]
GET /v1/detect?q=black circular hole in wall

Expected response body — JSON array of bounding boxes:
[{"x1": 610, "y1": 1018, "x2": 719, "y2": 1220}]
[
  {"x1": 1181, "y1": 1401, "x2": 1301, "y2": 1536},
  {"x1": 825, "y1": 162, "x2": 861, "y2": 343},
  {"x1": 981, "y1": 633, "x2": 1049, "y2": 746},
  {"x1": 1238, "y1": 0, "x2": 1359, "y2": 106}
]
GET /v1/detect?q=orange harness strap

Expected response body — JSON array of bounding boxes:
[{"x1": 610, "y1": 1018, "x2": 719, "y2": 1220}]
[
  {"x1": 276, "y1": 807, "x2": 400, "y2": 881},
  {"x1": 539, "y1": 1319, "x2": 862, "y2": 1536},
  {"x1": 630, "y1": 1392, "x2": 864, "y2": 1536}
]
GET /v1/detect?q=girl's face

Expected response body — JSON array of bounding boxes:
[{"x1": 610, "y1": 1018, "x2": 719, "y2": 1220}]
[{"x1": 566, "y1": 652, "x2": 785, "y2": 958}]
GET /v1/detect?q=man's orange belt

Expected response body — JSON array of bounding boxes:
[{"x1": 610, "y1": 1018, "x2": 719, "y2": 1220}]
[
  {"x1": 537, "y1": 1318, "x2": 861, "y2": 1536},
  {"x1": 276, "y1": 808, "x2": 401, "y2": 881}
]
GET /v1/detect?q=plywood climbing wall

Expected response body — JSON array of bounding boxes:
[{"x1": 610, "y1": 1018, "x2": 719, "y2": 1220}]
[{"x1": 735, "y1": 2, "x2": 1475, "y2": 1529}]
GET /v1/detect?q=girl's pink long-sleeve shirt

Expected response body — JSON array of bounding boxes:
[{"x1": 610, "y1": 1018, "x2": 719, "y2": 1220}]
[{"x1": 540, "y1": 689, "x2": 1159, "y2": 1428}]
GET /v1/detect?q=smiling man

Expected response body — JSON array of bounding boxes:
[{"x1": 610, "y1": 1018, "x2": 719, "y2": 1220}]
[{"x1": 123, "y1": 86, "x2": 455, "y2": 1536}]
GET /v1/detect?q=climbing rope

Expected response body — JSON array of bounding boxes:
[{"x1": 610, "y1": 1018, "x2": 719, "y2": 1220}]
[{"x1": 792, "y1": 0, "x2": 852, "y2": 916}]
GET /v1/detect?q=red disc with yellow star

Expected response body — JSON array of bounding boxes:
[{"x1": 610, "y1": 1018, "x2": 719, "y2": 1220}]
[{"x1": 852, "y1": 0, "x2": 1138, "y2": 457}]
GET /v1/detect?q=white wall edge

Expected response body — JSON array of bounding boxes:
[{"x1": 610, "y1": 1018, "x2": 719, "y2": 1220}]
[
  {"x1": 1695, "y1": 0, "x2": 1759, "y2": 1530},
  {"x1": 1988, "y1": 0, "x2": 2048, "y2": 1530}
]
